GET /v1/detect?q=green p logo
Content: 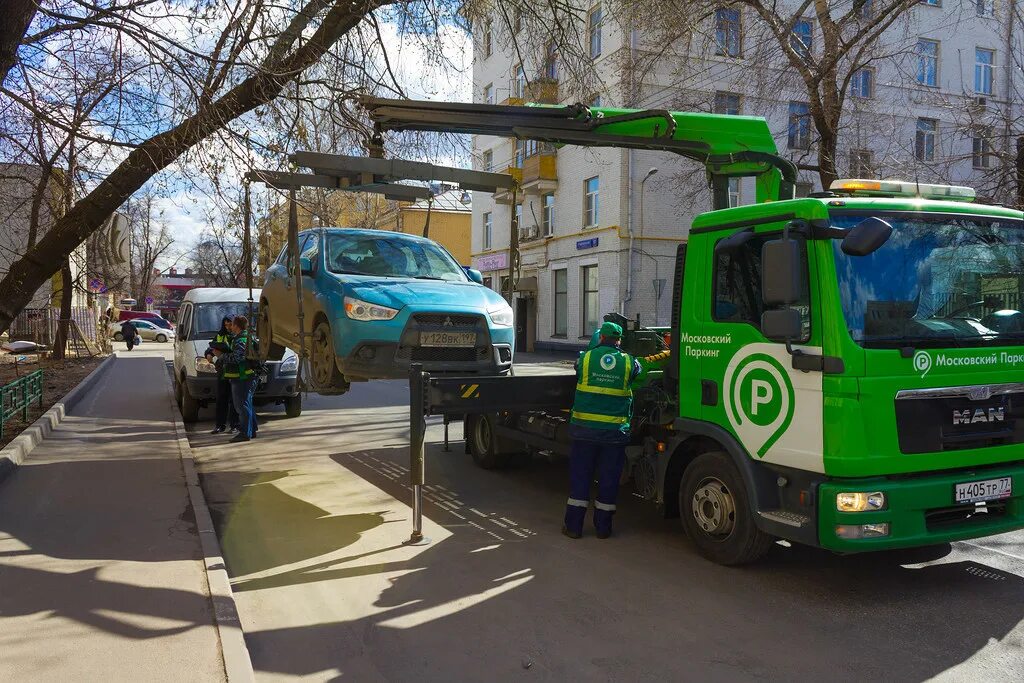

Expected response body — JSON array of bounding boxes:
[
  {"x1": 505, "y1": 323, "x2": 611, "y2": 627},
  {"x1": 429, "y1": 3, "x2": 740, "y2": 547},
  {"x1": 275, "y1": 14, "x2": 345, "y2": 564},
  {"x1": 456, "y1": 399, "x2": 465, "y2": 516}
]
[{"x1": 724, "y1": 353, "x2": 795, "y2": 458}]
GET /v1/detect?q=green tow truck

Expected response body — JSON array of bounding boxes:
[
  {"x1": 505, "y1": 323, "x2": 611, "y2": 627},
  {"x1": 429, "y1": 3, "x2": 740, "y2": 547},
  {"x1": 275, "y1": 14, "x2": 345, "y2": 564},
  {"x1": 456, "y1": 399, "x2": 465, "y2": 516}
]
[{"x1": 366, "y1": 98, "x2": 1024, "y2": 564}]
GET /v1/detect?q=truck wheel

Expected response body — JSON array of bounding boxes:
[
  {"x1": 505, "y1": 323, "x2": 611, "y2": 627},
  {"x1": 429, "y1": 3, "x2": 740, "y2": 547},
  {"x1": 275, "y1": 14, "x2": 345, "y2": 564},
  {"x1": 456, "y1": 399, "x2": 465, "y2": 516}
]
[
  {"x1": 467, "y1": 414, "x2": 514, "y2": 469},
  {"x1": 258, "y1": 301, "x2": 286, "y2": 361},
  {"x1": 180, "y1": 379, "x2": 200, "y2": 424},
  {"x1": 679, "y1": 451, "x2": 774, "y2": 565},
  {"x1": 284, "y1": 394, "x2": 302, "y2": 418},
  {"x1": 310, "y1": 320, "x2": 349, "y2": 393}
]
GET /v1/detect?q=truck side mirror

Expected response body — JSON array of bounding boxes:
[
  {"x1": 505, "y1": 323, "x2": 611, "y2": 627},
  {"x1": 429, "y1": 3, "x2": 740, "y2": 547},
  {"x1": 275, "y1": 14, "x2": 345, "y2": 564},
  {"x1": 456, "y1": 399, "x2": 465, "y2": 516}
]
[
  {"x1": 761, "y1": 238, "x2": 802, "y2": 306},
  {"x1": 842, "y1": 217, "x2": 893, "y2": 256},
  {"x1": 761, "y1": 309, "x2": 802, "y2": 342},
  {"x1": 463, "y1": 266, "x2": 484, "y2": 284},
  {"x1": 299, "y1": 256, "x2": 314, "y2": 276}
]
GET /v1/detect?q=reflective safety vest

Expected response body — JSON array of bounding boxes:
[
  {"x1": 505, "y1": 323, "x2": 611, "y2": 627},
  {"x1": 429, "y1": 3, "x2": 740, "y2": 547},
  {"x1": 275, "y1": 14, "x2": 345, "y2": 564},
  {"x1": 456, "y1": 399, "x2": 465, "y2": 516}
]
[
  {"x1": 570, "y1": 347, "x2": 633, "y2": 433},
  {"x1": 223, "y1": 330, "x2": 255, "y2": 379},
  {"x1": 213, "y1": 332, "x2": 232, "y2": 378}
]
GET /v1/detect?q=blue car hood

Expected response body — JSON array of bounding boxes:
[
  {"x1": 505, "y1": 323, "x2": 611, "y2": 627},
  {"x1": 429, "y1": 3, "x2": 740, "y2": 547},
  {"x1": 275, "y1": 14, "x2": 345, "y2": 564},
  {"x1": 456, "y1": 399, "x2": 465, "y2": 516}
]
[{"x1": 344, "y1": 277, "x2": 504, "y2": 311}]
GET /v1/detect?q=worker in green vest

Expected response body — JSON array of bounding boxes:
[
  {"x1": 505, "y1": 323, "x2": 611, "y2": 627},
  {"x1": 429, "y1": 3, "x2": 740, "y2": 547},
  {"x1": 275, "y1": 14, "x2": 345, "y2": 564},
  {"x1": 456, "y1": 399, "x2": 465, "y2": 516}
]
[
  {"x1": 223, "y1": 315, "x2": 259, "y2": 442},
  {"x1": 206, "y1": 316, "x2": 240, "y2": 434},
  {"x1": 563, "y1": 321, "x2": 641, "y2": 539}
]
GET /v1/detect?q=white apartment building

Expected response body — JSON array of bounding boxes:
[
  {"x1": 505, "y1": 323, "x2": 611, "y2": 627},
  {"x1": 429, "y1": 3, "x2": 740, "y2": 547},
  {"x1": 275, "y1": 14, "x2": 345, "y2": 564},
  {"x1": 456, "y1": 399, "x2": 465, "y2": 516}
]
[{"x1": 469, "y1": 1, "x2": 1022, "y2": 352}]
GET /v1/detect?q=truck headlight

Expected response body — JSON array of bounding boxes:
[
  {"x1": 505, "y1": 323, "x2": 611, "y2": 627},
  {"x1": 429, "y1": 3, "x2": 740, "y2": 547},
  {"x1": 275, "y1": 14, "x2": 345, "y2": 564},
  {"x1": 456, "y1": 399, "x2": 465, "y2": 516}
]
[
  {"x1": 279, "y1": 355, "x2": 298, "y2": 375},
  {"x1": 835, "y1": 523, "x2": 890, "y2": 539},
  {"x1": 195, "y1": 357, "x2": 218, "y2": 375},
  {"x1": 836, "y1": 491, "x2": 886, "y2": 512},
  {"x1": 344, "y1": 296, "x2": 399, "y2": 321},
  {"x1": 487, "y1": 302, "x2": 514, "y2": 327}
]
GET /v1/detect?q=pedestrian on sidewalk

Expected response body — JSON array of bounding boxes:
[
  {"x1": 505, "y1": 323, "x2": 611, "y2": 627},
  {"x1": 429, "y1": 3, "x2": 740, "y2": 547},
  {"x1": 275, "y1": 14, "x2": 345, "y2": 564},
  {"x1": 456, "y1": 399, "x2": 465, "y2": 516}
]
[
  {"x1": 563, "y1": 321, "x2": 641, "y2": 540},
  {"x1": 120, "y1": 320, "x2": 138, "y2": 351},
  {"x1": 224, "y1": 315, "x2": 259, "y2": 443},
  {"x1": 206, "y1": 316, "x2": 239, "y2": 434}
]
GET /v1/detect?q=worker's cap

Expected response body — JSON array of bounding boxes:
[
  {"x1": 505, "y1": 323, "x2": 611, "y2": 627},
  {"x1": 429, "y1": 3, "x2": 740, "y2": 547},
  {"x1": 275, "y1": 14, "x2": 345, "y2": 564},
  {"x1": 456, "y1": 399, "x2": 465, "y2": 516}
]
[{"x1": 599, "y1": 321, "x2": 623, "y2": 338}]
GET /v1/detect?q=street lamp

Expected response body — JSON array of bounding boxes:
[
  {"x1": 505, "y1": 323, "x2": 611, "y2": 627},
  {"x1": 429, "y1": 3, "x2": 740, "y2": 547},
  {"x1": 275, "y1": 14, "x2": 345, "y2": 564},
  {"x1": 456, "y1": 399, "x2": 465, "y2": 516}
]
[{"x1": 640, "y1": 167, "x2": 658, "y2": 321}]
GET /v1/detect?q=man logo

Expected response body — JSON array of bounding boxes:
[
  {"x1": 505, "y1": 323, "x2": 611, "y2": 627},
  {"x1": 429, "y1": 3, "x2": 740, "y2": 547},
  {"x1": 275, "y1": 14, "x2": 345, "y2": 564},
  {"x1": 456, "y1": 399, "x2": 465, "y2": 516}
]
[
  {"x1": 723, "y1": 352, "x2": 795, "y2": 458},
  {"x1": 599, "y1": 354, "x2": 617, "y2": 371}
]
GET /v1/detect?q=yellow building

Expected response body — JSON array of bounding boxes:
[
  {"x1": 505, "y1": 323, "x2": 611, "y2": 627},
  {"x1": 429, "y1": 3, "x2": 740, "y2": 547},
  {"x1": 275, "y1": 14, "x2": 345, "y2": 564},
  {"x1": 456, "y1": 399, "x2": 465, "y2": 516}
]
[{"x1": 372, "y1": 190, "x2": 472, "y2": 264}]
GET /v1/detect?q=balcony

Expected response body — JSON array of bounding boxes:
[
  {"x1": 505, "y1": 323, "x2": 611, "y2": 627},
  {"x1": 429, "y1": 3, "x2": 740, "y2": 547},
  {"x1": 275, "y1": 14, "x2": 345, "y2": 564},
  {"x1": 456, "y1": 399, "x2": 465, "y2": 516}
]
[
  {"x1": 500, "y1": 78, "x2": 559, "y2": 106},
  {"x1": 521, "y1": 152, "x2": 557, "y2": 193},
  {"x1": 493, "y1": 166, "x2": 522, "y2": 204}
]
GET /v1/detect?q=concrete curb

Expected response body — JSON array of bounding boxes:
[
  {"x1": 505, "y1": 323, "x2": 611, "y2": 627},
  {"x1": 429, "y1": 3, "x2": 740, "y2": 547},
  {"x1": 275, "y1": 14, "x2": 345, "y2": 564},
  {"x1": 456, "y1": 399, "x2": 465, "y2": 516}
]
[
  {"x1": 163, "y1": 374, "x2": 255, "y2": 683},
  {"x1": 0, "y1": 353, "x2": 116, "y2": 484}
]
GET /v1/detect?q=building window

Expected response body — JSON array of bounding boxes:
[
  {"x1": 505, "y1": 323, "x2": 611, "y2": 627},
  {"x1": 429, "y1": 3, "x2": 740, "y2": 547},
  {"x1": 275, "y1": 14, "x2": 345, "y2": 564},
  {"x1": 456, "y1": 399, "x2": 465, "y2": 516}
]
[
  {"x1": 795, "y1": 181, "x2": 813, "y2": 197},
  {"x1": 788, "y1": 101, "x2": 811, "y2": 150},
  {"x1": 977, "y1": 0, "x2": 990, "y2": 16},
  {"x1": 483, "y1": 19, "x2": 493, "y2": 58},
  {"x1": 482, "y1": 149, "x2": 493, "y2": 173},
  {"x1": 920, "y1": 0, "x2": 940, "y2": 5},
  {"x1": 584, "y1": 176, "x2": 599, "y2": 227},
  {"x1": 514, "y1": 139, "x2": 525, "y2": 168},
  {"x1": 715, "y1": 8, "x2": 742, "y2": 57},
  {"x1": 975, "y1": 48, "x2": 995, "y2": 95},
  {"x1": 973, "y1": 128, "x2": 993, "y2": 169},
  {"x1": 553, "y1": 269, "x2": 567, "y2": 336},
  {"x1": 849, "y1": 68, "x2": 873, "y2": 98},
  {"x1": 855, "y1": 0, "x2": 873, "y2": 18},
  {"x1": 728, "y1": 178, "x2": 741, "y2": 207},
  {"x1": 542, "y1": 193, "x2": 555, "y2": 235},
  {"x1": 590, "y1": 93, "x2": 602, "y2": 107},
  {"x1": 714, "y1": 91, "x2": 741, "y2": 115},
  {"x1": 917, "y1": 39, "x2": 939, "y2": 87},
  {"x1": 483, "y1": 211, "x2": 492, "y2": 249},
  {"x1": 915, "y1": 118, "x2": 937, "y2": 161},
  {"x1": 545, "y1": 42, "x2": 558, "y2": 80},
  {"x1": 514, "y1": 203, "x2": 523, "y2": 230},
  {"x1": 514, "y1": 64, "x2": 526, "y2": 99},
  {"x1": 589, "y1": 4, "x2": 603, "y2": 59},
  {"x1": 484, "y1": 83, "x2": 494, "y2": 105},
  {"x1": 512, "y1": 10, "x2": 522, "y2": 33},
  {"x1": 849, "y1": 149, "x2": 874, "y2": 177},
  {"x1": 791, "y1": 19, "x2": 812, "y2": 58},
  {"x1": 582, "y1": 265, "x2": 599, "y2": 337}
]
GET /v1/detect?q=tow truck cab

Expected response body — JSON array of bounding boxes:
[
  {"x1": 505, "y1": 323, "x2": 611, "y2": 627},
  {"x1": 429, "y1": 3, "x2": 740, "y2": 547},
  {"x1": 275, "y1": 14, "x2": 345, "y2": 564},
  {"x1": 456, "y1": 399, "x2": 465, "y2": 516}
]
[{"x1": 665, "y1": 179, "x2": 1024, "y2": 560}]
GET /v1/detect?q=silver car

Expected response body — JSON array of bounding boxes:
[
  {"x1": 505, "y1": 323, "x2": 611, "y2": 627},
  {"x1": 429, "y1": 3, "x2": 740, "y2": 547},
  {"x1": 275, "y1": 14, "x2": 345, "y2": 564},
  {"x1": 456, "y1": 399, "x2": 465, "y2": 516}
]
[{"x1": 111, "y1": 318, "x2": 175, "y2": 343}]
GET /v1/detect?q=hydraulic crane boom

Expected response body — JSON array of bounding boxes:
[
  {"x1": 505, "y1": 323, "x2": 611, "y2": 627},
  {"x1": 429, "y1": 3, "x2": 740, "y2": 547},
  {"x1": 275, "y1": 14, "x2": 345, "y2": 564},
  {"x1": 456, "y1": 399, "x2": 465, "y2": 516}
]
[{"x1": 361, "y1": 97, "x2": 796, "y2": 209}]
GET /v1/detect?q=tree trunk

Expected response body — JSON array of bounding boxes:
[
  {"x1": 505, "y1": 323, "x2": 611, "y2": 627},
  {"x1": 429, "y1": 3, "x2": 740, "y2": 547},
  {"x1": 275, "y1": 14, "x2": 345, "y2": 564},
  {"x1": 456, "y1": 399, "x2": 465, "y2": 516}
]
[
  {"x1": 0, "y1": 0, "x2": 37, "y2": 86},
  {"x1": 53, "y1": 260, "x2": 73, "y2": 360},
  {"x1": 0, "y1": 0, "x2": 390, "y2": 336},
  {"x1": 1016, "y1": 137, "x2": 1024, "y2": 209}
]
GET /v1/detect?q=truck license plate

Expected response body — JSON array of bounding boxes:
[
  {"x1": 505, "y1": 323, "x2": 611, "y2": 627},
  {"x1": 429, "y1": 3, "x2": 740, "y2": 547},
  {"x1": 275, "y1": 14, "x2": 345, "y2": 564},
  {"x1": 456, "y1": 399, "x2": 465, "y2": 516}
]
[
  {"x1": 954, "y1": 477, "x2": 1012, "y2": 504},
  {"x1": 420, "y1": 331, "x2": 476, "y2": 347}
]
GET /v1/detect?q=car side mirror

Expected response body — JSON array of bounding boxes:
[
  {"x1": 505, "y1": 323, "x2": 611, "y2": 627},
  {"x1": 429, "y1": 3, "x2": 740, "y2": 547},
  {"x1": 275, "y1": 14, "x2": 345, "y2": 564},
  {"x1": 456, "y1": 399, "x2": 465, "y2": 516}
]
[
  {"x1": 299, "y1": 256, "x2": 314, "y2": 276},
  {"x1": 761, "y1": 308, "x2": 802, "y2": 342},
  {"x1": 842, "y1": 217, "x2": 893, "y2": 256},
  {"x1": 463, "y1": 266, "x2": 484, "y2": 284},
  {"x1": 761, "y1": 237, "x2": 802, "y2": 306}
]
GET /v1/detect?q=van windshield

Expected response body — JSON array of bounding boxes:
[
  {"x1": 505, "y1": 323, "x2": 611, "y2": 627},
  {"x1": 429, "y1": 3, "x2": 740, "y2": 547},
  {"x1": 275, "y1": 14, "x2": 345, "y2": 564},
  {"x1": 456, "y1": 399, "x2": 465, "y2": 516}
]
[
  {"x1": 326, "y1": 233, "x2": 467, "y2": 282},
  {"x1": 831, "y1": 212, "x2": 1024, "y2": 348},
  {"x1": 192, "y1": 302, "x2": 257, "y2": 340}
]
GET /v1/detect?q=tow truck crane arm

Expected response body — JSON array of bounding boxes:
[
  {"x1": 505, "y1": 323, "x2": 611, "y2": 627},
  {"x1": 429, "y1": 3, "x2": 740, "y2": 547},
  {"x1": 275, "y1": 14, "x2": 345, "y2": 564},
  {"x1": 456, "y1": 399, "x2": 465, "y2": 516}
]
[{"x1": 361, "y1": 97, "x2": 796, "y2": 209}]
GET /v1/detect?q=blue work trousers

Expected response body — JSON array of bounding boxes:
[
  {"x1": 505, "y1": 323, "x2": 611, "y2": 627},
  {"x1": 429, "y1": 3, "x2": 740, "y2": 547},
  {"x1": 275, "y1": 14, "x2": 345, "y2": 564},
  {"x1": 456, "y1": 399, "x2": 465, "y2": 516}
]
[
  {"x1": 230, "y1": 377, "x2": 259, "y2": 439},
  {"x1": 564, "y1": 439, "x2": 626, "y2": 536}
]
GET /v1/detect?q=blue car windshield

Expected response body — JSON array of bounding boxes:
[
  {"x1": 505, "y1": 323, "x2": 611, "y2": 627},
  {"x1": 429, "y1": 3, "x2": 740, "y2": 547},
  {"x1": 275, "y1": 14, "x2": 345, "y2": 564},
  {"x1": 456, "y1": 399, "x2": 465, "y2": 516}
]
[
  {"x1": 831, "y1": 212, "x2": 1024, "y2": 348},
  {"x1": 326, "y1": 233, "x2": 467, "y2": 282}
]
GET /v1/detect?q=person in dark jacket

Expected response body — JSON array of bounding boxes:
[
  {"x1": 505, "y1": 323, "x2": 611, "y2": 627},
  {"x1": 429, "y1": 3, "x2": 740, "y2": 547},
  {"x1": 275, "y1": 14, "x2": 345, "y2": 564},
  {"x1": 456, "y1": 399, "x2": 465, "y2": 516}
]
[
  {"x1": 120, "y1": 320, "x2": 138, "y2": 351},
  {"x1": 205, "y1": 316, "x2": 239, "y2": 434},
  {"x1": 224, "y1": 315, "x2": 259, "y2": 442}
]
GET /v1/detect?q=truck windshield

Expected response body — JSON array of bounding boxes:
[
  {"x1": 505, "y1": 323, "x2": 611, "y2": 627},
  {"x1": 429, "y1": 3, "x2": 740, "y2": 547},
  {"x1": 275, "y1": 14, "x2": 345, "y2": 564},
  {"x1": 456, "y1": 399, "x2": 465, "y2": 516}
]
[
  {"x1": 326, "y1": 233, "x2": 467, "y2": 282},
  {"x1": 832, "y1": 212, "x2": 1024, "y2": 348}
]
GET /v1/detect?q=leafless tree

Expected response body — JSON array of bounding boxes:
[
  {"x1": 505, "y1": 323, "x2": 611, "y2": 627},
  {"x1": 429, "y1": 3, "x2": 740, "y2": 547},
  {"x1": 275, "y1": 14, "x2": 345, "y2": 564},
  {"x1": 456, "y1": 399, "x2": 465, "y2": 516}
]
[{"x1": 126, "y1": 192, "x2": 175, "y2": 306}]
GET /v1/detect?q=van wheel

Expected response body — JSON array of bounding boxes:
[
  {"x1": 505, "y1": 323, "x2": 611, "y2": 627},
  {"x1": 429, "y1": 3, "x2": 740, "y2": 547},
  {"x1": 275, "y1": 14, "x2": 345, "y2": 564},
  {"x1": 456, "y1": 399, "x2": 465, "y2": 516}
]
[
  {"x1": 284, "y1": 394, "x2": 302, "y2": 418},
  {"x1": 114, "y1": 332, "x2": 123, "y2": 341},
  {"x1": 156, "y1": 334, "x2": 167, "y2": 343},
  {"x1": 467, "y1": 414, "x2": 515, "y2": 469},
  {"x1": 309, "y1": 320, "x2": 349, "y2": 394},
  {"x1": 680, "y1": 451, "x2": 774, "y2": 565},
  {"x1": 180, "y1": 379, "x2": 200, "y2": 423},
  {"x1": 258, "y1": 301, "x2": 286, "y2": 361}
]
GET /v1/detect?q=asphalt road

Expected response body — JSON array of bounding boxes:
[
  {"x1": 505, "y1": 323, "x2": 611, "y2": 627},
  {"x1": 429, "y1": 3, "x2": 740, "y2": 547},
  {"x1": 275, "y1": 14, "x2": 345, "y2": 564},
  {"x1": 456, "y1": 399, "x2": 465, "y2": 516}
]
[{"x1": 182, "y1": 355, "x2": 1024, "y2": 682}]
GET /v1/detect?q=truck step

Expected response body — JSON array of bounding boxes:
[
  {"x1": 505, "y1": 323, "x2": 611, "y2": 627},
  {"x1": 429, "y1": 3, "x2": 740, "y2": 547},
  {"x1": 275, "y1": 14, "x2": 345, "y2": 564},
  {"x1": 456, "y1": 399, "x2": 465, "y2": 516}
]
[{"x1": 758, "y1": 510, "x2": 810, "y2": 528}]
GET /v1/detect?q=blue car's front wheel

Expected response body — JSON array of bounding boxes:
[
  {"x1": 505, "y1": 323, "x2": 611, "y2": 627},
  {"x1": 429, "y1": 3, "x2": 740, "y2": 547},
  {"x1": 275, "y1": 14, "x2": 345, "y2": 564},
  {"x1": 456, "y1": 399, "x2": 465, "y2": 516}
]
[{"x1": 309, "y1": 319, "x2": 350, "y2": 396}]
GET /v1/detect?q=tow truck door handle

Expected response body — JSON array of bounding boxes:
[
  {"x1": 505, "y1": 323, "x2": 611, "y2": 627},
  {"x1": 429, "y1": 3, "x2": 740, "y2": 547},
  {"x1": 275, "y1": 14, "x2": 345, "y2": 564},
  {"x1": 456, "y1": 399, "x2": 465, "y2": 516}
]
[{"x1": 790, "y1": 349, "x2": 844, "y2": 374}]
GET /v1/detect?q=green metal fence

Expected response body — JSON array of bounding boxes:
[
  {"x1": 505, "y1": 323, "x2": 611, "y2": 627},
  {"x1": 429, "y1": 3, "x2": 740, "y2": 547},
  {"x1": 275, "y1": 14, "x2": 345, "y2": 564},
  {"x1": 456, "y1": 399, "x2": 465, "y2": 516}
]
[{"x1": 1, "y1": 370, "x2": 44, "y2": 440}]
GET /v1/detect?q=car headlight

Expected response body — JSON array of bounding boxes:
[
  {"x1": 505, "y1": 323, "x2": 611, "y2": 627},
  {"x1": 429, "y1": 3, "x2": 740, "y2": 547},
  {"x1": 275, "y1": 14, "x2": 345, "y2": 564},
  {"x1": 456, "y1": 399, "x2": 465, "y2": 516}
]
[
  {"x1": 487, "y1": 302, "x2": 514, "y2": 327},
  {"x1": 195, "y1": 357, "x2": 218, "y2": 374},
  {"x1": 836, "y1": 491, "x2": 886, "y2": 512},
  {"x1": 279, "y1": 354, "x2": 298, "y2": 375},
  {"x1": 344, "y1": 296, "x2": 399, "y2": 321}
]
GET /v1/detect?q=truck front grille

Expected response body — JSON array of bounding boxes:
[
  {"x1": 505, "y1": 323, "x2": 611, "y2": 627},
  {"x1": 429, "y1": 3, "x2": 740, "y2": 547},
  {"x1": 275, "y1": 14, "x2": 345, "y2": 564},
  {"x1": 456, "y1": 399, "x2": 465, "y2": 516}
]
[{"x1": 925, "y1": 501, "x2": 1008, "y2": 532}]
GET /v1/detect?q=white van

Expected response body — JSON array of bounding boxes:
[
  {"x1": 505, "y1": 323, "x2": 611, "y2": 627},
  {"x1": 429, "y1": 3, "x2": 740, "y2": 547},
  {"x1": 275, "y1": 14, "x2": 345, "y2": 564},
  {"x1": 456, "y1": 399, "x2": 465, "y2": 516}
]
[{"x1": 172, "y1": 287, "x2": 301, "y2": 422}]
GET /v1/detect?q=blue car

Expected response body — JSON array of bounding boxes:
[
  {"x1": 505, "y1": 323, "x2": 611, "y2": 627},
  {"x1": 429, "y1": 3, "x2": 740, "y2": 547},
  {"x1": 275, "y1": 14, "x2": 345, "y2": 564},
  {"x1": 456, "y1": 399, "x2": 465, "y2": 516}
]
[{"x1": 259, "y1": 227, "x2": 515, "y2": 393}]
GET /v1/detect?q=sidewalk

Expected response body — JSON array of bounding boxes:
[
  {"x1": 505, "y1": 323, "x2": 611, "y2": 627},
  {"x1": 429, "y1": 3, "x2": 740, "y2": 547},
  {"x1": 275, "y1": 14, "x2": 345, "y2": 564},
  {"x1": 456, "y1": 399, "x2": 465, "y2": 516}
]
[{"x1": 0, "y1": 350, "x2": 226, "y2": 682}]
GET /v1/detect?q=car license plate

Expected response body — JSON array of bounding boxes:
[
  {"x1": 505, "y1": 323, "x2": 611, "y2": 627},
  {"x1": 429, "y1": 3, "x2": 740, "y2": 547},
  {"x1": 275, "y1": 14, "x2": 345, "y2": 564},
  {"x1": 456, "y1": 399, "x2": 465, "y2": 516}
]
[
  {"x1": 420, "y1": 331, "x2": 476, "y2": 347},
  {"x1": 954, "y1": 477, "x2": 1012, "y2": 504}
]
